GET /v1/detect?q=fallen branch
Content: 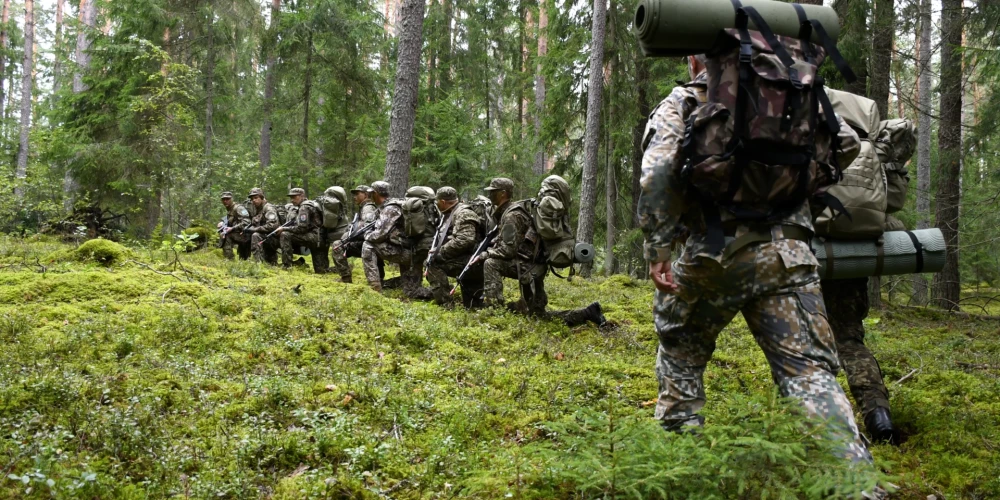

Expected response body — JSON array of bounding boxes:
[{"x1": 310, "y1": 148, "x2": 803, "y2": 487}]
[
  {"x1": 129, "y1": 260, "x2": 185, "y2": 282},
  {"x1": 892, "y1": 368, "x2": 919, "y2": 386}
]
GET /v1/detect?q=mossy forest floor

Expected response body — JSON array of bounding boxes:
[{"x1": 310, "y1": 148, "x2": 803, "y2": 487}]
[{"x1": 0, "y1": 236, "x2": 998, "y2": 499}]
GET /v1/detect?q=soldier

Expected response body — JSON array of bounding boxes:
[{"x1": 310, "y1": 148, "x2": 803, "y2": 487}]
[
  {"x1": 479, "y1": 178, "x2": 605, "y2": 327},
  {"x1": 332, "y1": 185, "x2": 384, "y2": 284},
  {"x1": 425, "y1": 186, "x2": 486, "y2": 308},
  {"x1": 313, "y1": 186, "x2": 350, "y2": 275},
  {"x1": 245, "y1": 188, "x2": 281, "y2": 265},
  {"x1": 361, "y1": 181, "x2": 423, "y2": 297},
  {"x1": 640, "y1": 55, "x2": 870, "y2": 463},
  {"x1": 217, "y1": 191, "x2": 251, "y2": 260},
  {"x1": 277, "y1": 188, "x2": 322, "y2": 271}
]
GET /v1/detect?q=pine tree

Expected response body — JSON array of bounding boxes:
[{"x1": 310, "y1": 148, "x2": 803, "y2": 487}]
[
  {"x1": 384, "y1": 0, "x2": 426, "y2": 197},
  {"x1": 15, "y1": 0, "x2": 34, "y2": 202},
  {"x1": 576, "y1": 0, "x2": 607, "y2": 277}
]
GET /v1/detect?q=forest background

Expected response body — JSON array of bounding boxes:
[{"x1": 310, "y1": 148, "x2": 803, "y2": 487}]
[{"x1": 0, "y1": 0, "x2": 998, "y2": 309}]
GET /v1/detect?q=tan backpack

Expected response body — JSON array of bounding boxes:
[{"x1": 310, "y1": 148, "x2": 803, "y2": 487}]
[{"x1": 874, "y1": 119, "x2": 916, "y2": 213}]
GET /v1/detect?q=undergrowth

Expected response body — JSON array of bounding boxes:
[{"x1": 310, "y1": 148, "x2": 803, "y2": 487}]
[{"x1": 0, "y1": 238, "x2": 996, "y2": 498}]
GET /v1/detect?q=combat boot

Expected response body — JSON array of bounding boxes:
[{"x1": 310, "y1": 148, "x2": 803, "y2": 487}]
[
  {"x1": 864, "y1": 407, "x2": 900, "y2": 445},
  {"x1": 341, "y1": 275, "x2": 353, "y2": 284},
  {"x1": 586, "y1": 302, "x2": 607, "y2": 326}
]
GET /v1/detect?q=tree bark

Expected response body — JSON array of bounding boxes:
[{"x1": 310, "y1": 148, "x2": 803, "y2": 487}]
[
  {"x1": 74, "y1": 0, "x2": 96, "y2": 93},
  {"x1": 53, "y1": 0, "x2": 63, "y2": 94},
  {"x1": 517, "y1": 0, "x2": 525, "y2": 142},
  {"x1": 532, "y1": 0, "x2": 548, "y2": 175},
  {"x1": 631, "y1": 57, "x2": 650, "y2": 277},
  {"x1": 575, "y1": 0, "x2": 607, "y2": 277},
  {"x1": 932, "y1": 0, "x2": 963, "y2": 311},
  {"x1": 913, "y1": 0, "x2": 932, "y2": 305},
  {"x1": 0, "y1": 0, "x2": 8, "y2": 133},
  {"x1": 866, "y1": 0, "x2": 893, "y2": 308},
  {"x1": 383, "y1": 0, "x2": 426, "y2": 197},
  {"x1": 604, "y1": 3, "x2": 616, "y2": 276},
  {"x1": 14, "y1": 0, "x2": 34, "y2": 202},
  {"x1": 259, "y1": 0, "x2": 280, "y2": 173},
  {"x1": 301, "y1": 31, "x2": 313, "y2": 193},
  {"x1": 205, "y1": 0, "x2": 215, "y2": 159}
]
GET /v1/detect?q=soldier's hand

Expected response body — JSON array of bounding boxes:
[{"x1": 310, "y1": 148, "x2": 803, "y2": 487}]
[
  {"x1": 217, "y1": 222, "x2": 224, "y2": 229},
  {"x1": 649, "y1": 261, "x2": 678, "y2": 294}
]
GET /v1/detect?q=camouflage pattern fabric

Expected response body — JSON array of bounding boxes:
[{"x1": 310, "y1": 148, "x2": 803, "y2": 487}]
[
  {"x1": 222, "y1": 202, "x2": 252, "y2": 260},
  {"x1": 221, "y1": 231, "x2": 249, "y2": 260},
  {"x1": 821, "y1": 277, "x2": 890, "y2": 417},
  {"x1": 332, "y1": 201, "x2": 380, "y2": 279},
  {"x1": 427, "y1": 203, "x2": 485, "y2": 305},
  {"x1": 426, "y1": 259, "x2": 484, "y2": 307},
  {"x1": 280, "y1": 231, "x2": 320, "y2": 269},
  {"x1": 280, "y1": 201, "x2": 321, "y2": 270},
  {"x1": 247, "y1": 202, "x2": 280, "y2": 264},
  {"x1": 314, "y1": 227, "x2": 347, "y2": 275},
  {"x1": 251, "y1": 232, "x2": 279, "y2": 265},
  {"x1": 362, "y1": 199, "x2": 425, "y2": 297},
  {"x1": 482, "y1": 200, "x2": 540, "y2": 306}
]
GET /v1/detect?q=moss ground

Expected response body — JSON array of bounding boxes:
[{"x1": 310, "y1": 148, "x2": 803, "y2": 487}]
[{"x1": 0, "y1": 236, "x2": 997, "y2": 498}]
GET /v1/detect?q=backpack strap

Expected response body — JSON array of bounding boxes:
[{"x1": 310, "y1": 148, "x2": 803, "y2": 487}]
[{"x1": 808, "y1": 20, "x2": 857, "y2": 84}]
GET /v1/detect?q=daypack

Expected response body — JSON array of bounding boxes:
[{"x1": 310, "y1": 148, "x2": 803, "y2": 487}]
[
  {"x1": 402, "y1": 186, "x2": 440, "y2": 241},
  {"x1": 874, "y1": 119, "x2": 916, "y2": 213},
  {"x1": 318, "y1": 186, "x2": 348, "y2": 229},
  {"x1": 531, "y1": 175, "x2": 576, "y2": 268},
  {"x1": 814, "y1": 89, "x2": 885, "y2": 239},
  {"x1": 468, "y1": 195, "x2": 495, "y2": 236},
  {"x1": 678, "y1": 3, "x2": 857, "y2": 250}
]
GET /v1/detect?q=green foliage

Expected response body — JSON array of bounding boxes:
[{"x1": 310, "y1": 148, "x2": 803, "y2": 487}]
[
  {"x1": 181, "y1": 226, "x2": 214, "y2": 250},
  {"x1": 75, "y1": 238, "x2": 130, "y2": 266}
]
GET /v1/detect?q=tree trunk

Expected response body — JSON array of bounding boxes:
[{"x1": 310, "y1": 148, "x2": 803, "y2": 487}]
[
  {"x1": 834, "y1": 0, "x2": 869, "y2": 96},
  {"x1": 532, "y1": 0, "x2": 548, "y2": 175},
  {"x1": 383, "y1": 0, "x2": 426, "y2": 197},
  {"x1": 53, "y1": 0, "x2": 63, "y2": 94},
  {"x1": 866, "y1": 0, "x2": 893, "y2": 309},
  {"x1": 0, "y1": 0, "x2": 8, "y2": 133},
  {"x1": 74, "y1": 0, "x2": 96, "y2": 93},
  {"x1": 913, "y1": 0, "x2": 932, "y2": 305},
  {"x1": 205, "y1": 1, "x2": 215, "y2": 159},
  {"x1": 576, "y1": 0, "x2": 607, "y2": 277},
  {"x1": 302, "y1": 31, "x2": 313, "y2": 192},
  {"x1": 631, "y1": 57, "x2": 650, "y2": 277},
  {"x1": 14, "y1": 0, "x2": 34, "y2": 202},
  {"x1": 517, "y1": 0, "x2": 525, "y2": 142},
  {"x1": 259, "y1": 0, "x2": 280, "y2": 173},
  {"x1": 605, "y1": 92, "x2": 616, "y2": 276},
  {"x1": 932, "y1": 0, "x2": 963, "y2": 311}
]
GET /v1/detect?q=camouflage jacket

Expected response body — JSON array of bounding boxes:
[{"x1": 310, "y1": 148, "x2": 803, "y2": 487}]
[
  {"x1": 638, "y1": 74, "x2": 861, "y2": 264},
  {"x1": 226, "y1": 203, "x2": 251, "y2": 232},
  {"x1": 365, "y1": 199, "x2": 406, "y2": 246},
  {"x1": 250, "y1": 202, "x2": 280, "y2": 233},
  {"x1": 436, "y1": 203, "x2": 481, "y2": 260},
  {"x1": 486, "y1": 201, "x2": 535, "y2": 262},
  {"x1": 288, "y1": 200, "x2": 322, "y2": 236},
  {"x1": 359, "y1": 201, "x2": 379, "y2": 224}
]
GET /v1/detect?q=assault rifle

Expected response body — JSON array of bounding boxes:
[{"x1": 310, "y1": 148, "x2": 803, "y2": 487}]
[
  {"x1": 450, "y1": 227, "x2": 498, "y2": 295},
  {"x1": 423, "y1": 215, "x2": 453, "y2": 274},
  {"x1": 257, "y1": 219, "x2": 295, "y2": 246},
  {"x1": 332, "y1": 219, "x2": 376, "y2": 256},
  {"x1": 217, "y1": 216, "x2": 230, "y2": 247}
]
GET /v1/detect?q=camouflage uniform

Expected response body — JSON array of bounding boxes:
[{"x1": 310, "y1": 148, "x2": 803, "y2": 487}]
[
  {"x1": 426, "y1": 196, "x2": 486, "y2": 307},
  {"x1": 640, "y1": 74, "x2": 872, "y2": 462},
  {"x1": 280, "y1": 193, "x2": 322, "y2": 271},
  {"x1": 362, "y1": 199, "x2": 422, "y2": 296},
  {"x1": 248, "y1": 201, "x2": 281, "y2": 265},
  {"x1": 221, "y1": 200, "x2": 252, "y2": 260},
  {"x1": 333, "y1": 200, "x2": 382, "y2": 281}
]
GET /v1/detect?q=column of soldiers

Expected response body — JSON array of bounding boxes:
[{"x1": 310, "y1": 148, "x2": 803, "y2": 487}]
[{"x1": 216, "y1": 178, "x2": 605, "y2": 328}]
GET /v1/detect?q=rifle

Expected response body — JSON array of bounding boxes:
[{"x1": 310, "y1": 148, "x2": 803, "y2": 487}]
[
  {"x1": 450, "y1": 227, "x2": 498, "y2": 295},
  {"x1": 423, "y1": 214, "x2": 454, "y2": 273},
  {"x1": 257, "y1": 219, "x2": 295, "y2": 246},
  {"x1": 217, "y1": 216, "x2": 230, "y2": 247},
  {"x1": 331, "y1": 220, "x2": 376, "y2": 256}
]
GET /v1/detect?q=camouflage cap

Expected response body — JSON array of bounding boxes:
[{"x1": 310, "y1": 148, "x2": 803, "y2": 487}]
[
  {"x1": 248, "y1": 187, "x2": 265, "y2": 198},
  {"x1": 220, "y1": 191, "x2": 234, "y2": 199},
  {"x1": 370, "y1": 181, "x2": 391, "y2": 196},
  {"x1": 350, "y1": 185, "x2": 373, "y2": 194},
  {"x1": 288, "y1": 187, "x2": 306, "y2": 197},
  {"x1": 483, "y1": 178, "x2": 514, "y2": 193},
  {"x1": 436, "y1": 186, "x2": 459, "y2": 201}
]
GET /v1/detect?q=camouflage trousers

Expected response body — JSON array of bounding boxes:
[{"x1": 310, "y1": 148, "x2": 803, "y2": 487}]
[
  {"x1": 821, "y1": 277, "x2": 890, "y2": 417},
  {"x1": 312, "y1": 228, "x2": 346, "y2": 275},
  {"x1": 426, "y1": 254, "x2": 484, "y2": 307},
  {"x1": 222, "y1": 232, "x2": 250, "y2": 260},
  {"x1": 332, "y1": 240, "x2": 384, "y2": 282},
  {"x1": 280, "y1": 231, "x2": 320, "y2": 271},
  {"x1": 654, "y1": 238, "x2": 870, "y2": 463},
  {"x1": 361, "y1": 241, "x2": 427, "y2": 298},
  {"x1": 483, "y1": 258, "x2": 592, "y2": 326},
  {"x1": 250, "y1": 232, "x2": 279, "y2": 265}
]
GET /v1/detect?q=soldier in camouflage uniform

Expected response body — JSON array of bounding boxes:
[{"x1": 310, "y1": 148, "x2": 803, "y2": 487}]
[
  {"x1": 425, "y1": 187, "x2": 486, "y2": 308},
  {"x1": 640, "y1": 56, "x2": 871, "y2": 463},
  {"x1": 218, "y1": 191, "x2": 251, "y2": 260},
  {"x1": 480, "y1": 178, "x2": 604, "y2": 327},
  {"x1": 361, "y1": 181, "x2": 423, "y2": 296},
  {"x1": 333, "y1": 185, "x2": 385, "y2": 284},
  {"x1": 246, "y1": 188, "x2": 281, "y2": 265},
  {"x1": 277, "y1": 188, "x2": 322, "y2": 271}
]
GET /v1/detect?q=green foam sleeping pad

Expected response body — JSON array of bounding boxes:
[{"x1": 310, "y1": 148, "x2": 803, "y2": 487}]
[{"x1": 811, "y1": 228, "x2": 945, "y2": 280}]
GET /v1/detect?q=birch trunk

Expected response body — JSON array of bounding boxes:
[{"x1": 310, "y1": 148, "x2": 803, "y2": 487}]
[{"x1": 14, "y1": 0, "x2": 34, "y2": 202}]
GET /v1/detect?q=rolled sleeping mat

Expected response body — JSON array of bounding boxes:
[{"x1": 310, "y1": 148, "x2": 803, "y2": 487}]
[
  {"x1": 574, "y1": 242, "x2": 595, "y2": 264},
  {"x1": 634, "y1": 0, "x2": 841, "y2": 57},
  {"x1": 812, "y1": 228, "x2": 946, "y2": 280}
]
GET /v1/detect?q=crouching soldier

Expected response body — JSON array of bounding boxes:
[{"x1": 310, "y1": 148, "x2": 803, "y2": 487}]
[
  {"x1": 277, "y1": 188, "x2": 323, "y2": 272},
  {"x1": 332, "y1": 185, "x2": 384, "y2": 283},
  {"x1": 425, "y1": 187, "x2": 486, "y2": 308},
  {"x1": 218, "y1": 191, "x2": 251, "y2": 260},
  {"x1": 246, "y1": 188, "x2": 281, "y2": 265},
  {"x1": 361, "y1": 181, "x2": 423, "y2": 297}
]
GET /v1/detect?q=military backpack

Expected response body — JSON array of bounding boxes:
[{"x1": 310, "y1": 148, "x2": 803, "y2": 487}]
[
  {"x1": 677, "y1": 2, "x2": 857, "y2": 250},
  {"x1": 530, "y1": 175, "x2": 577, "y2": 269},
  {"x1": 402, "y1": 186, "x2": 440, "y2": 240},
  {"x1": 317, "y1": 186, "x2": 349, "y2": 230},
  {"x1": 467, "y1": 195, "x2": 495, "y2": 237}
]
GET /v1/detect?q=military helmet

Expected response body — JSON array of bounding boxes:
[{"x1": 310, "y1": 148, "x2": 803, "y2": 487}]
[
  {"x1": 248, "y1": 187, "x2": 265, "y2": 198},
  {"x1": 288, "y1": 187, "x2": 306, "y2": 197},
  {"x1": 371, "y1": 181, "x2": 391, "y2": 197}
]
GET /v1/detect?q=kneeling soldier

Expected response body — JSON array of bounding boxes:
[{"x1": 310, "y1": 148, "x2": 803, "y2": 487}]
[
  {"x1": 425, "y1": 187, "x2": 486, "y2": 308},
  {"x1": 332, "y1": 185, "x2": 384, "y2": 283},
  {"x1": 277, "y1": 188, "x2": 322, "y2": 271},
  {"x1": 218, "y1": 191, "x2": 251, "y2": 260},
  {"x1": 361, "y1": 181, "x2": 422, "y2": 296},
  {"x1": 246, "y1": 188, "x2": 281, "y2": 265}
]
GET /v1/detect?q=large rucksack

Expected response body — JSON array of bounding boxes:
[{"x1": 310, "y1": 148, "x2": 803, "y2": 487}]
[
  {"x1": 402, "y1": 186, "x2": 440, "y2": 243},
  {"x1": 679, "y1": 3, "x2": 857, "y2": 250},
  {"x1": 468, "y1": 195, "x2": 495, "y2": 236},
  {"x1": 318, "y1": 186, "x2": 348, "y2": 229},
  {"x1": 299, "y1": 199, "x2": 324, "y2": 229},
  {"x1": 275, "y1": 204, "x2": 289, "y2": 225},
  {"x1": 874, "y1": 119, "x2": 916, "y2": 213},
  {"x1": 531, "y1": 175, "x2": 576, "y2": 268},
  {"x1": 814, "y1": 89, "x2": 884, "y2": 239}
]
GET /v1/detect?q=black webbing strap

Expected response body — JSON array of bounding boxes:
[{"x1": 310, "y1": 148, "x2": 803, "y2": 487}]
[
  {"x1": 702, "y1": 197, "x2": 727, "y2": 254},
  {"x1": 808, "y1": 20, "x2": 857, "y2": 83},
  {"x1": 905, "y1": 230, "x2": 925, "y2": 273},
  {"x1": 723, "y1": 1, "x2": 755, "y2": 205},
  {"x1": 792, "y1": 3, "x2": 816, "y2": 64},
  {"x1": 816, "y1": 192, "x2": 852, "y2": 221},
  {"x1": 745, "y1": 144, "x2": 811, "y2": 166},
  {"x1": 824, "y1": 240, "x2": 835, "y2": 280},
  {"x1": 741, "y1": 6, "x2": 801, "y2": 87},
  {"x1": 874, "y1": 238, "x2": 885, "y2": 276}
]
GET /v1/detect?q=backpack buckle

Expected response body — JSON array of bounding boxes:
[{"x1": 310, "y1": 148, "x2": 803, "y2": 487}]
[
  {"x1": 739, "y1": 42, "x2": 752, "y2": 63},
  {"x1": 789, "y1": 68, "x2": 803, "y2": 89}
]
